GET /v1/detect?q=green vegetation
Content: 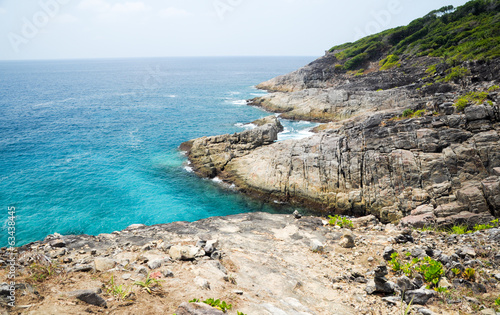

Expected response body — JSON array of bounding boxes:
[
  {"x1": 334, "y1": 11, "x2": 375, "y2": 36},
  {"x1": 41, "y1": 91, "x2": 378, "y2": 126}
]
[
  {"x1": 328, "y1": 215, "x2": 354, "y2": 228},
  {"x1": 190, "y1": 298, "x2": 232, "y2": 312},
  {"x1": 105, "y1": 276, "x2": 131, "y2": 300},
  {"x1": 454, "y1": 91, "x2": 490, "y2": 111},
  {"x1": 328, "y1": 0, "x2": 500, "y2": 71},
  {"x1": 438, "y1": 66, "x2": 470, "y2": 82},
  {"x1": 463, "y1": 267, "x2": 476, "y2": 281},
  {"x1": 379, "y1": 54, "x2": 401, "y2": 70},
  {"x1": 28, "y1": 261, "x2": 61, "y2": 282},
  {"x1": 389, "y1": 252, "x2": 444, "y2": 288},
  {"x1": 488, "y1": 85, "x2": 500, "y2": 91},
  {"x1": 402, "y1": 109, "x2": 426, "y2": 118},
  {"x1": 495, "y1": 295, "x2": 500, "y2": 306},
  {"x1": 134, "y1": 273, "x2": 163, "y2": 294},
  {"x1": 450, "y1": 224, "x2": 468, "y2": 234}
]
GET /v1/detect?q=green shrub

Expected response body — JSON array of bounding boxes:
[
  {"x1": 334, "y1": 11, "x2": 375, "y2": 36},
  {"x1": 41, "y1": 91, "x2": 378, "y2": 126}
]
[
  {"x1": 462, "y1": 268, "x2": 476, "y2": 281},
  {"x1": 450, "y1": 224, "x2": 468, "y2": 234},
  {"x1": 439, "y1": 66, "x2": 470, "y2": 82},
  {"x1": 454, "y1": 91, "x2": 489, "y2": 111},
  {"x1": 488, "y1": 85, "x2": 500, "y2": 92},
  {"x1": 334, "y1": 64, "x2": 344, "y2": 71},
  {"x1": 402, "y1": 109, "x2": 414, "y2": 117},
  {"x1": 344, "y1": 53, "x2": 368, "y2": 70},
  {"x1": 328, "y1": 215, "x2": 353, "y2": 228},
  {"x1": 416, "y1": 257, "x2": 444, "y2": 288},
  {"x1": 379, "y1": 54, "x2": 400, "y2": 70},
  {"x1": 191, "y1": 298, "x2": 232, "y2": 312},
  {"x1": 388, "y1": 252, "x2": 402, "y2": 272}
]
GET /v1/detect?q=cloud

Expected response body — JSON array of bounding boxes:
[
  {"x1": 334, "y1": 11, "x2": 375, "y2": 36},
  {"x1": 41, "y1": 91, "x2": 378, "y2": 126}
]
[
  {"x1": 78, "y1": 0, "x2": 150, "y2": 14},
  {"x1": 158, "y1": 7, "x2": 191, "y2": 18},
  {"x1": 78, "y1": 0, "x2": 111, "y2": 12},
  {"x1": 111, "y1": 2, "x2": 150, "y2": 13},
  {"x1": 56, "y1": 14, "x2": 79, "y2": 24}
]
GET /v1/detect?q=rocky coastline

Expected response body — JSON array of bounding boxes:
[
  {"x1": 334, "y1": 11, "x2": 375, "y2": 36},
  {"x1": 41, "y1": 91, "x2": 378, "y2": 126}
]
[{"x1": 181, "y1": 55, "x2": 500, "y2": 230}]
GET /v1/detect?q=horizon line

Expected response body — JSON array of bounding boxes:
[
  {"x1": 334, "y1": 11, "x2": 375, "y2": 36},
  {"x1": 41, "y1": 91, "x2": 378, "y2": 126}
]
[{"x1": 0, "y1": 55, "x2": 320, "y2": 62}]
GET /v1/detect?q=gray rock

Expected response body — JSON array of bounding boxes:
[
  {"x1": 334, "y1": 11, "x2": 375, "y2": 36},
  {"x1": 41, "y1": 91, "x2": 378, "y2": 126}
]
[
  {"x1": 194, "y1": 276, "x2": 210, "y2": 290},
  {"x1": 175, "y1": 302, "x2": 225, "y2": 315},
  {"x1": 417, "y1": 307, "x2": 434, "y2": 315},
  {"x1": 310, "y1": 239, "x2": 324, "y2": 252},
  {"x1": 147, "y1": 259, "x2": 162, "y2": 270},
  {"x1": 382, "y1": 246, "x2": 396, "y2": 260},
  {"x1": 404, "y1": 288, "x2": 436, "y2": 305},
  {"x1": 293, "y1": 210, "x2": 302, "y2": 219},
  {"x1": 339, "y1": 232, "x2": 355, "y2": 248},
  {"x1": 68, "y1": 264, "x2": 93, "y2": 273},
  {"x1": 135, "y1": 266, "x2": 148, "y2": 275},
  {"x1": 94, "y1": 257, "x2": 116, "y2": 272},
  {"x1": 204, "y1": 240, "x2": 219, "y2": 255},
  {"x1": 49, "y1": 239, "x2": 66, "y2": 248},
  {"x1": 169, "y1": 245, "x2": 201, "y2": 260},
  {"x1": 74, "y1": 290, "x2": 107, "y2": 307}
]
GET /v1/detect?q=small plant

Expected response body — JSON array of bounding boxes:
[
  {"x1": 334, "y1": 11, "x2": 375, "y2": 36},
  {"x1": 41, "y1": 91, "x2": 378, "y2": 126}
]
[
  {"x1": 451, "y1": 267, "x2": 461, "y2": 277},
  {"x1": 402, "y1": 109, "x2": 414, "y2": 117},
  {"x1": 376, "y1": 88, "x2": 383, "y2": 92},
  {"x1": 434, "y1": 286, "x2": 449, "y2": 293},
  {"x1": 495, "y1": 295, "x2": 500, "y2": 306},
  {"x1": 449, "y1": 224, "x2": 468, "y2": 234},
  {"x1": 402, "y1": 297, "x2": 413, "y2": 315},
  {"x1": 328, "y1": 215, "x2": 353, "y2": 229},
  {"x1": 490, "y1": 218, "x2": 499, "y2": 228},
  {"x1": 388, "y1": 252, "x2": 402, "y2": 272},
  {"x1": 416, "y1": 257, "x2": 444, "y2": 288},
  {"x1": 191, "y1": 298, "x2": 232, "y2": 313},
  {"x1": 488, "y1": 85, "x2": 500, "y2": 92},
  {"x1": 237, "y1": 312, "x2": 247, "y2": 315},
  {"x1": 105, "y1": 276, "x2": 131, "y2": 300},
  {"x1": 28, "y1": 261, "x2": 61, "y2": 282},
  {"x1": 134, "y1": 273, "x2": 163, "y2": 294},
  {"x1": 463, "y1": 268, "x2": 476, "y2": 282}
]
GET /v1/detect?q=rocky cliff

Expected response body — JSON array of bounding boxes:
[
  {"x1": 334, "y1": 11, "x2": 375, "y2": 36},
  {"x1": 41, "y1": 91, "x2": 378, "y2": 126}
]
[{"x1": 182, "y1": 0, "x2": 500, "y2": 226}]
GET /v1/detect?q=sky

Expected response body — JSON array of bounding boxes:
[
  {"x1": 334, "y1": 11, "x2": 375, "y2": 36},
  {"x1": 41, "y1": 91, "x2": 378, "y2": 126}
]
[{"x1": 0, "y1": 0, "x2": 471, "y2": 60}]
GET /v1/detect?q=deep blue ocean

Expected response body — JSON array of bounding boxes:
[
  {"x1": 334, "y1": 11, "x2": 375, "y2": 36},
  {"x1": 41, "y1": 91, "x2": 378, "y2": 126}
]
[{"x1": 0, "y1": 57, "x2": 317, "y2": 247}]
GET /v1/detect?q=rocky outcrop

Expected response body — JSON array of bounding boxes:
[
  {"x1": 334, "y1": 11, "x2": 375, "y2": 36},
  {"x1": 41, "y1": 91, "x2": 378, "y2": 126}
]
[
  {"x1": 4, "y1": 212, "x2": 500, "y2": 314},
  {"x1": 186, "y1": 101, "x2": 500, "y2": 224},
  {"x1": 179, "y1": 116, "x2": 283, "y2": 178}
]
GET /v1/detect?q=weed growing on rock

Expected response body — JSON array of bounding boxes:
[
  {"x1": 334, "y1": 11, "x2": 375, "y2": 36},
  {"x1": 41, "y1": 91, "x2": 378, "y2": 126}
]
[
  {"x1": 488, "y1": 85, "x2": 500, "y2": 92},
  {"x1": 134, "y1": 273, "x2": 163, "y2": 294},
  {"x1": 28, "y1": 261, "x2": 61, "y2": 282},
  {"x1": 462, "y1": 268, "x2": 476, "y2": 282},
  {"x1": 453, "y1": 91, "x2": 489, "y2": 111},
  {"x1": 190, "y1": 298, "x2": 232, "y2": 312},
  {"x1": 105, "y1": 276, "x2": 132, "y2": 300},
  {"x1": 328, "y1": 215, "x2": 353, "y2": 229}
]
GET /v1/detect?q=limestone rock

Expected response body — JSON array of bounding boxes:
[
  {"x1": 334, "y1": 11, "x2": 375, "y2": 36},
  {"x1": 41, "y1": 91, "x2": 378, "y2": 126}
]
[
  {"x1": 175, "y1": 302, "x2": 224, "y2": 315},
  {"x1": 339, "y1": 232, "x2": 355, "y2": 248},
  {"x1": 169, "y1": 245, "x2": 200, "y2": 260},
  {"x1": 94, "y1": 257, "x2": 116, "y2": 272}
]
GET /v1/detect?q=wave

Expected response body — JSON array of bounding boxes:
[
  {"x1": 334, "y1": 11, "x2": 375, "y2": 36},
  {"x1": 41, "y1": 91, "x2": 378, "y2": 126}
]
[
  {"x1": 184, "y1": 166, "x2": 194, "y2": 173},
  {"x1": 278, "y1": 127, "x2": 315, "y2": 141},
  {"x1": 231, "y1": 99, "x2": 247, "y2": 105},
  {"x1": 234, "y1": 123, "x2": 256, "y2": 130}
]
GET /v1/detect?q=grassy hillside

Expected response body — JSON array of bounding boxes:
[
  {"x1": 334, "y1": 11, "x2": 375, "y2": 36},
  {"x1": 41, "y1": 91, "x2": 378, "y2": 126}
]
[{"x1": 330, "y1": 0, "x2": 500, "y2": 71}]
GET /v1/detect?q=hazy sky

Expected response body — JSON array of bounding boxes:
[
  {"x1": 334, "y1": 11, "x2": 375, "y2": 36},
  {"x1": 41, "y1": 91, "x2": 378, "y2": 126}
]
[{"x1": 0, "y1": 0, "x2": 471, "y2": 60}]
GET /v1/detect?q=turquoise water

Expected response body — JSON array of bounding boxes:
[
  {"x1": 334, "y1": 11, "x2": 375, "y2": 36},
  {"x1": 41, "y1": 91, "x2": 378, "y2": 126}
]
[{"x1": 0, "y1": 57, "x2": 315, "y2": 246}]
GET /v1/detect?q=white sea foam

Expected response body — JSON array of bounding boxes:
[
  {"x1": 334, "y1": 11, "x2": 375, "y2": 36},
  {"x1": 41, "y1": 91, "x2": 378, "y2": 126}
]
[
  {"x1": 184, "y1": 166, "x2": 194, "y2": 173},
  {"x1": 212, "y1": 177, "x2": 223, "y2": 183},
  {"x1": 231, "y1": 99, "x2": 247, "y2": 105},
  {"x1": 234, "y1": 123, "x2": 257, "y2": 129},
  {"x1": 278, "y1": 127, "x2": 315, "y2": 141},
  {"x1": 167, "y1": 94, "x2": 177, "y2": 98}
]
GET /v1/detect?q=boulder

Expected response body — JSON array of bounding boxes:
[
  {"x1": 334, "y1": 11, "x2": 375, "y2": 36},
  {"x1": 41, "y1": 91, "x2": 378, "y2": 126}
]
[
  {"x1": 175, "y1": 302, "x2": 224, "y2": 315},
  {"x1": 94, "y1": 257, "x2": 116, "y2": 272},
  {"x1": 169, "y1": 245, "x2": 201, "y2": 260}
]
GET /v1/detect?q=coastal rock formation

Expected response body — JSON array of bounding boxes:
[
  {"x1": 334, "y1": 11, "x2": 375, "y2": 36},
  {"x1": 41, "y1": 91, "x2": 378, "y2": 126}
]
[
  {"x1": 180, "y1": 116, "x2": 283, "y2": 178},
  {"x1": 186, "y1": 95, "x2": 500, "y2": 225}
]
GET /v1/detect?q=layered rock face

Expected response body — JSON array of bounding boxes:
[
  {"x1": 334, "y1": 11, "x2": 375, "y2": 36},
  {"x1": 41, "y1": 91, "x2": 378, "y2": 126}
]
[
  {"x1": 224, "y1": 104, "x2": 500, "y2": 224},
  {"x1": 182, "y1": 56, "x2": 500, "y2": 225},
  {"x1": 184, "y1": 101, "x2": 500, "y2": 225}
]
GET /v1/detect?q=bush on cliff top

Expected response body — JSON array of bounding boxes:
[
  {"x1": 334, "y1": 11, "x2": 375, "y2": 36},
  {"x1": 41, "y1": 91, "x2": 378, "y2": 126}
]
[{"x1": 329, "y1": 0, "x2": 500, "y2": 70}]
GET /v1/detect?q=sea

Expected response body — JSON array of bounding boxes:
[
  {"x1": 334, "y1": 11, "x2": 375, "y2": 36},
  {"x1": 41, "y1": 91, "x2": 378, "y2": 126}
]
[{"x1": 0, "y1": 56, "x2": 318, "y2": 247}]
